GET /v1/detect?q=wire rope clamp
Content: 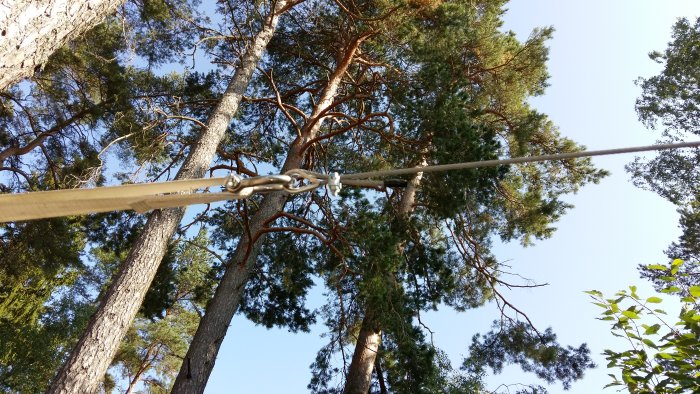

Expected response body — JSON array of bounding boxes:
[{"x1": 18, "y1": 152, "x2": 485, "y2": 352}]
[
  {"x1": 224, "y1": 173, "x2": 242, "y2": 192},
  {"x1": 327, "y1": 172, "x2": 341, "y2": 197}
]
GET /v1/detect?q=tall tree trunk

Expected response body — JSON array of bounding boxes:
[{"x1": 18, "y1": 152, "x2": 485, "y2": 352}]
[
  {"x1": 171, "y1": 34, "x2": 369, "y2": 394},
  {"x1": 0, "y1": 0, "x2": 126, "y2": 90},
  {"x1": 375, "y1": 354, "x2": 388, "y2": 394},
  {"x1": 344, "y1": 315, "x2": 381, "y2": 394},
  {"x1": 46, "y1": 3, "x2": 292, "y2": 393},
  {"x1": 343, "y1": 165, "x2": 424, "y2": 394}
]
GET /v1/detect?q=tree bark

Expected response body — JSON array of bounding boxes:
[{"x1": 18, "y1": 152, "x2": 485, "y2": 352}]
[
  {"x1": 46, "y1": 3, "x2": 291, "y2": 393},
  {"x1": 343, "y1": 164, "x2": 424, "y2": 394},
  {"x1": 170, "y1": 34, "x2": 369, "y2": 394},
  {"x1": 0, "y1": 0, "x2": 126, "y2": 90},
  {"x1": 375, "y1": 354, "x2": 388, "y2": 394},
  {"x1": 344, "y1": 316, "x2": 381, "y2": 394}
]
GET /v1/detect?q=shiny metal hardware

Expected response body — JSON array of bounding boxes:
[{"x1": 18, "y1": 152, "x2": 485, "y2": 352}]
[
  {"x1": 223, "y1": 172, "x2": 326, "y2": 197},
  {"x1": 327, "y1": 172, "x2": 341, "y2": 196},
  {"x1": 224, "y1": 173, "x2": 242, "y2": 192},
  {"x1": 283, "y1": 169, "x2": 326, "y2": 194}
]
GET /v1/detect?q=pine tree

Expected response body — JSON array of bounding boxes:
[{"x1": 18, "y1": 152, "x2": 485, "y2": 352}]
[
  {"x1": 302, "y1": 1, "x2": 603, "y2": 392},
  {"x1": 169, "y1": 1, "x2": 603, "y2": 393},
  {"x1": 108, "y1": 229, "x2": 217, "y2": 393},
  {"x1": 0, "y1": 13, "x2": 153, "y2": 391},
  {"x1": 171, "y1": 2, "x2": 380, "y2": 389},
  {"x1": 0, "y1": 1, "x2": 606, "y2": 393},
  {"x1": 47, "y1": 1, "x2": 297, "y2": 392},
  {"x1": 628, "y1": 17, "x2": 700, "y2": 295},
  {"x1": 0, "y1": 219, "x2": 89, "y2": 393},
  {"x1": 1, "y1": 0, "x2": 271, "y2": 390}
]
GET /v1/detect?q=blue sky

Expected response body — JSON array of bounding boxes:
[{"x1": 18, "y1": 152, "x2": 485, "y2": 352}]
[{"x1": 204, "y1": 2, "x2": 700, "y2": 393}]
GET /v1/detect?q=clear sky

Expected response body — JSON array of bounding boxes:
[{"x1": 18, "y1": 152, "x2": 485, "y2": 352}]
[{"x1": 205, "y1": 1, "x2": 700, "y2": 393}]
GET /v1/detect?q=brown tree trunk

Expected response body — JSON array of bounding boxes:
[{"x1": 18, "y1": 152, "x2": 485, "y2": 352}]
[
  {"x1": 344, "y1": 316, "x2": 381, "y2": 394},
  {"x1": 0, "y1": 0, "x2": 126, "y2": 90},
  {"x1": 46, "y1": 3, "x2": 292, "y2": 393},
  {"x1": 343, "y1": 164, "x2": 424, "y2": 394},
  {"x1": 375, "y1": 355, "x2": 388, "y2": 394},
  {"x1": 170, "y1": 34, "x2": 370, "y2": 394}
]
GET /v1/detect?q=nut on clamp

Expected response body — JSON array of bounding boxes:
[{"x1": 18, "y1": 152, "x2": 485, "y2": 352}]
[{"x1": 224, "y1": 173, "x2": 243, "y2": 192}]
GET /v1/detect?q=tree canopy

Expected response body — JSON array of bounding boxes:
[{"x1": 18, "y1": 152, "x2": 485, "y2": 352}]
[
  {"x1": 0, "y1": 1, "x2": 609, "y2": 393},
  {"x1": 628, "y1": 16, "x2": 700, "y2": 302},
  {"x1": 592, "y1": 15, "x2": 700, "y2": 394}
]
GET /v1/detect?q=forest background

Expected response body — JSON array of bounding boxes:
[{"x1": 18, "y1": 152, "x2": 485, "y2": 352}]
[
  {"x1": 208, "y1": 1, "x2": 700, "y2": 393},
  {"x1": 1, "y1": 0, "x2": 699, "y2": 393}
]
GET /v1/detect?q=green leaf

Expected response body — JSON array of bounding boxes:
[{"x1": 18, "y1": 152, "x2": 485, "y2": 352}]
[
  {"x1": 644, "y1": 324, "x2": 661, "y2": 335},
  {"x1": 622, "y1": 310, "x2": 640, "y2": 319},
  {"x1": 642, "y1": 338, "x2": 658, "y2": 349},
  {"x1": 622, "y1": 371, "x2": 635, "y2": 384},
  {"x1": 646, "y1": 296, "x2": 663, "y2": 304},
  {"x1": 647, "y1": 264, "x2": 668, "y2": 270},
  {"x1": 626, "y1": 331, "x2": 641, "y2": 340},
  {"x1": 603, "y1": 382, "x2": 623, "y2": 388},
  {"x1": 689, "y1": 286, "x2": 700, "y2": 297}
]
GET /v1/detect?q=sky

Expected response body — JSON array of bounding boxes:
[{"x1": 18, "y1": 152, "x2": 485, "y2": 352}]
[{"x1": 204, "y1": 1, "x2": 700, "y2": 393}]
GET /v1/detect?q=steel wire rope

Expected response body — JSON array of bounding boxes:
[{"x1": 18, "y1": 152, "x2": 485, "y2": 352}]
[
  {"x1": 2, "y1": 140, "x2": 700, "y2": 222},
  {"x1": 338, "y1": 140, "x2": 700, "y2": 180}
]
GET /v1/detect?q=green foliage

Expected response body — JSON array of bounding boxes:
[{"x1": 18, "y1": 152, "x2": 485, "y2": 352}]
[
  {"x1": 0, "y1": 217, "x2": 94, "y2": 393},
  {"x1": 1, "y1": 0, "x2": 605, "y2": 393},
  {"x1": 380, "y1": 326, "x2": 442, "y2": 393},
  {"x1": 588, "y1": 260, "x2": 700, "y2": 393},
  {"x1": 298, "y1": 0, "x2": 601, "y2": 391},
  {"x1": 664, "y1": 200, "x2": 700, "y2": 263},
  {"x1": 140, "y1": 245, "x2": 179, "y2": 319},
  {"x1": 414, "y1": 91, "x2": 506, "y2": 220},
  {"x1": 637, "y1": 202, "x2": 700, "y2": 297},
  {"x1": 0, "y1": 296, "x2": 94, "y2": 393},
  {"x1": 208, "y1": 198, "x2": 320, "y2": 332},
  {"x1": 109, "y1": 229, "x2": 218, "y2": 392},
  {"x1": 628, "y1": 15, "x2": 700, "y2": 309},
  {"x1": 636, "y1": 17, "x2": 700, "y2": 135},
  {"x1": 240, "y1": 231, "x2": 317, "y2": 332},
  {"x1": 463, "y1": 321, "x2": 595, "y2": 392},
  {"x1": 1, "y1": 18, "x2": 131, "y2": 192},
  {"x1": 628, "y1": 17, "x2": 700, "y2": 205},
  {"x1": 0, "y1": 0, "x2": 214, "y2": 192},
  {"x1": 0, "y1": 218, "x2": 85, "y2": 278},
  {"x1": 390, "y1": 0, "x2": 605, "y2": 245},
  {"x1": 0, "y1": 0, "x2": 212, "y2": 391}
]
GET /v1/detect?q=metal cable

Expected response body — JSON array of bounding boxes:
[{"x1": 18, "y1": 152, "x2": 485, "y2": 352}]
[
  {"x1": 339, "y1": 140, "x2": 700, "y2": 180},
  {"x1": 3, "y1": 140, "x2": 699, "y2": 222}
]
